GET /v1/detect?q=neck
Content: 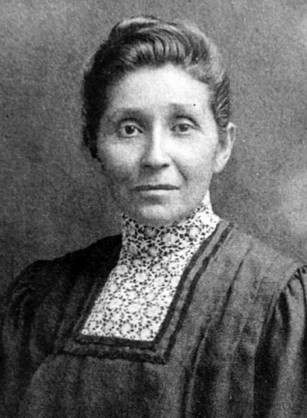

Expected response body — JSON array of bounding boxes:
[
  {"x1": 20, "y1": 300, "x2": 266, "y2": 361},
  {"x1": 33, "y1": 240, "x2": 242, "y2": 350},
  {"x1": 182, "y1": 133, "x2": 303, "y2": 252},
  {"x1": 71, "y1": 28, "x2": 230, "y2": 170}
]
[
  {"x1": 121, "y1": 192, "x2": 213, "y2": 229},
  {"x1": 120, "y1": 192, "x2": 220, "y2": 258}
]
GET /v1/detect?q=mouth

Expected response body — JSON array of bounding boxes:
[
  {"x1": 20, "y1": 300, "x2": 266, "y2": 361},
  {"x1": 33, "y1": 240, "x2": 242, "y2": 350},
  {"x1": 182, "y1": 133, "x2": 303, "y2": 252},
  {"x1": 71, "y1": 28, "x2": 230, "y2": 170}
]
[{"x1": 133, "y1": 184, "x2": 179, "y2": 191}]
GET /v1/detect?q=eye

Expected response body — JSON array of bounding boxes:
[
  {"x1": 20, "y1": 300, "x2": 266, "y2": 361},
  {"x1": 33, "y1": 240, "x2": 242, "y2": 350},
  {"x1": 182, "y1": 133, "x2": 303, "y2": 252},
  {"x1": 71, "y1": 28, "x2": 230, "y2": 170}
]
[
  {"x1": 117, "y1": 122, "x2": 142, "y2": 138},
  {"x1": 171, "y1": 118, "x2": 196, "y2": 135},
  {"x1": 173, "y1": 123, "x2": 193, "y2": 134}
]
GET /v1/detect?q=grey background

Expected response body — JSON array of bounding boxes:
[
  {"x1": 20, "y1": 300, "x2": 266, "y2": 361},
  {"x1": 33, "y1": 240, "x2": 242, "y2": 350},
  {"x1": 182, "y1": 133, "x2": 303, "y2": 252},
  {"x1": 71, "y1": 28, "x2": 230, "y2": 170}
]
[{"x1": 1, "y1": 0, "x2": 307, "y2": 297}]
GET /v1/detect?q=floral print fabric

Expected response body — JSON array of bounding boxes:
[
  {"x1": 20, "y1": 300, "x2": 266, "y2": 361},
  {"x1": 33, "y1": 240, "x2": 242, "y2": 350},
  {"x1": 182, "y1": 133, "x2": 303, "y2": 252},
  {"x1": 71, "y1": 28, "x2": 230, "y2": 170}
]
[{"x1": 82, "y1": 194, "x2": 220, "y2": 341}]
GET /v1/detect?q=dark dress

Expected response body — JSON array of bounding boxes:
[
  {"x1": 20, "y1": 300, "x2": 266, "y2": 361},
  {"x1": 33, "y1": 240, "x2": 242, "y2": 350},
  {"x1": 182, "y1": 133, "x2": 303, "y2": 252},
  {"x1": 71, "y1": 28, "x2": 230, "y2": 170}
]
[{"x1": 1, "y1": 220, "x2": 306, "y2": 417}]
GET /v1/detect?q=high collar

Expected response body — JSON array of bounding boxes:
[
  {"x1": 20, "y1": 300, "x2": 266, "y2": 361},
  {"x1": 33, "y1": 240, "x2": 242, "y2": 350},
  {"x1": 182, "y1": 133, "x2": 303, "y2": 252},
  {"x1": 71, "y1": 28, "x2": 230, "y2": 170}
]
[{"x1": 120, "y1": 193, "x2": 220, "y2": 259}]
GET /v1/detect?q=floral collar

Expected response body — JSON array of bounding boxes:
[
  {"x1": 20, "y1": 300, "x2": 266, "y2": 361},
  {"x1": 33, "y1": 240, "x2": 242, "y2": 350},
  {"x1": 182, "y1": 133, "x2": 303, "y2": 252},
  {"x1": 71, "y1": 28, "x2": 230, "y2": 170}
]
[{"x1": 120, "y1": 193, "x2": 220, "y2": 260}]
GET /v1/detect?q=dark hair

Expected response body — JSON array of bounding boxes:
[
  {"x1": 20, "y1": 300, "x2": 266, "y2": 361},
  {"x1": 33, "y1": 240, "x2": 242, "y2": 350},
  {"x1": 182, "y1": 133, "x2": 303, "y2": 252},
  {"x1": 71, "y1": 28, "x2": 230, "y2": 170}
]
[{"x1": 82, "y1": 15, "x2": 231, "y2": 159}]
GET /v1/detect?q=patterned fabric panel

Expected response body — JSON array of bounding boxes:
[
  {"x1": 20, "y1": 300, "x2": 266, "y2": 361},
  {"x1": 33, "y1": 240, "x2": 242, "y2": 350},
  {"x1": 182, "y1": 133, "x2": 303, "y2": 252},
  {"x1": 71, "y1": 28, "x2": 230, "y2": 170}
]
[{"x1": 82, "y1": 193, "x2": 220, "y2": 341}]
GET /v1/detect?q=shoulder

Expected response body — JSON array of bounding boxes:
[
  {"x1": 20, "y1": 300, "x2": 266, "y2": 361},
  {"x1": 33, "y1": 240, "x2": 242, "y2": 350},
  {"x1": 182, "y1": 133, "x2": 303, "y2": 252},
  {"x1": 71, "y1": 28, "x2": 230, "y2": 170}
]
[
  {"x1": 209, "y1": 221, "x2": 306, "y2": 322},
  {"x1": 220, "y1": 221, "x2": 301, "y2": 284},
  {"x1": 11, "y1": 234, "x2": 121, "y2": 297},
  {"x1": 218, "y1": 221, "x2": 307, "y2": 323},
  {"x1": 2, "y1": 234, "x2": 121, "y2": 333}
]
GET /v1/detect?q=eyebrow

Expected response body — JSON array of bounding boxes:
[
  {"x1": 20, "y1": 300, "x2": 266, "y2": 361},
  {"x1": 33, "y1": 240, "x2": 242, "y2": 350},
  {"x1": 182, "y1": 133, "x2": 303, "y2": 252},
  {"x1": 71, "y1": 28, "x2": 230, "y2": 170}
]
[
  {"x1": 106, "y1": 103, "x2": 201, "y2": 121},
  {"x1": 106, "y1": 108, "x2": 147, "y2": 122}
]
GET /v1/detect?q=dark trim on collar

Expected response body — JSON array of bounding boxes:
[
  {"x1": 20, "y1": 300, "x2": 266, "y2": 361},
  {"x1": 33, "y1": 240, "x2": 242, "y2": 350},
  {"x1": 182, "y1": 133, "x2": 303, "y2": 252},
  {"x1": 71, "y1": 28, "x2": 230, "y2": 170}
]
[{"x1": 57, "y1": 221, "x2": 234, "y2": 364}]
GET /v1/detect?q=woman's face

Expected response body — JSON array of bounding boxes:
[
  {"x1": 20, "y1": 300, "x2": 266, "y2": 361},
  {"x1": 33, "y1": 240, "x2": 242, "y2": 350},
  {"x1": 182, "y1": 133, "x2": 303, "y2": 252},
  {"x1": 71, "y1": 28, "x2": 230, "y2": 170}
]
[{"x1": 97, "y1": 64, "x2": 233, "y2": 226}]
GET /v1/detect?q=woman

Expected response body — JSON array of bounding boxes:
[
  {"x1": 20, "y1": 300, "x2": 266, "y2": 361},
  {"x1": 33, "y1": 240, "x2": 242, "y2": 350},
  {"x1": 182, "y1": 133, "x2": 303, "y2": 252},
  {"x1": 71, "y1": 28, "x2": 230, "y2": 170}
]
[{"x1": 1, "y1": 15, "x2": 306, "y2": 417}]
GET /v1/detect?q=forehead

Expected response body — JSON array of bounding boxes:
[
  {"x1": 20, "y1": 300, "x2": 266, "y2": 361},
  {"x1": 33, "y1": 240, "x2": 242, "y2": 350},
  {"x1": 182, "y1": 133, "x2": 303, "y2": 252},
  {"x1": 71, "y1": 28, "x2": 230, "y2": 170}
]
[{"x1": 105, "y1": 64, "x2": 212, "y2": 114}]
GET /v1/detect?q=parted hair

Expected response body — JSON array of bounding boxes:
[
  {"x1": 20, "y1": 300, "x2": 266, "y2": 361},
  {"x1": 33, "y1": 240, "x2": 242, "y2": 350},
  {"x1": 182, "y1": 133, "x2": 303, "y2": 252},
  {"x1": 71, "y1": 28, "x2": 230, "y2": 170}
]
[{"x1": 82, "y1": 15, "x2": 231, "y2": 159}]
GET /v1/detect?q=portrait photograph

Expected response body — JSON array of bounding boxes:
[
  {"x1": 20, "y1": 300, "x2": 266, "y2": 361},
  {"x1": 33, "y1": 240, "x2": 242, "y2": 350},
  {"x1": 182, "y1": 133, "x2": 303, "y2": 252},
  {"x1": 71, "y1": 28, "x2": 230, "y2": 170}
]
[{"x1": 0, "y1": 0, "x2": 307, "y2": 416}]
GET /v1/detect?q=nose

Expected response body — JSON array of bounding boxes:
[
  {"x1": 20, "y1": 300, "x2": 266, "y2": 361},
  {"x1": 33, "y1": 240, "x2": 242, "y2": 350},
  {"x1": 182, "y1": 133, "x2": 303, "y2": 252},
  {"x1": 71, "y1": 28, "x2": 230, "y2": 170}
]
[{"x1": 141, "y1": 126, "x2": 171, "y2": 169}]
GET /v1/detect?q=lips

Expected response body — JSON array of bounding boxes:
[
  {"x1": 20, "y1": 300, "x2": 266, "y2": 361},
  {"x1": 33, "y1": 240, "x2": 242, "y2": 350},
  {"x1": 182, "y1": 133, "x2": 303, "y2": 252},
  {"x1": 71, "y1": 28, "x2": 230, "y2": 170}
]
[{"x1": 133, "y1": 184, "x2": 179, "y2": 191}]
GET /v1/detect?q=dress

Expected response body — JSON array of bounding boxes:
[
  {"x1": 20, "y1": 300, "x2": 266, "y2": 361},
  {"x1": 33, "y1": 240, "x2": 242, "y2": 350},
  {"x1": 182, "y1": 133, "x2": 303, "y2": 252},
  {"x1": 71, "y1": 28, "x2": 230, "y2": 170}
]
[{"x1": 1, "y1": 220, "x2": 307, "y2": 417}]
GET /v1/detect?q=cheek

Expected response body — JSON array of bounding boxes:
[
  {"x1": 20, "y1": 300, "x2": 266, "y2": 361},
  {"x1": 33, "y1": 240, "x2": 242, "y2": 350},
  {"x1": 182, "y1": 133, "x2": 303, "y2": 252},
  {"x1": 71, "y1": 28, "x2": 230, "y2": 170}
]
[
  {"x1": 182, "y1": 146, "x2": 216, "y2": 179},
  {"x1": 100, "y1": 146, "x2": 135, "y2": 183}
]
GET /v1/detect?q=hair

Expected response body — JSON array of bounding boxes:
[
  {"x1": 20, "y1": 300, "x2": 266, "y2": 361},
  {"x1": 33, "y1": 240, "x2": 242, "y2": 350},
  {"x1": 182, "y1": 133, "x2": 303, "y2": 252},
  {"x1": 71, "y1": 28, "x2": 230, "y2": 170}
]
[{"x1": 82, "y1": 15, "x2": 231, "y2": 159}]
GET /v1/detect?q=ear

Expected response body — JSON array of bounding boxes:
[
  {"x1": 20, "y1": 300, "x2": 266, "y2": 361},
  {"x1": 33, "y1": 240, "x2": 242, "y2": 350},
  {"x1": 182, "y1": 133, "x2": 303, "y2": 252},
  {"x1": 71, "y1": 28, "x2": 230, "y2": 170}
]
[{"x1": 213, "y1": 122, "x2": 236, "y2": 173}]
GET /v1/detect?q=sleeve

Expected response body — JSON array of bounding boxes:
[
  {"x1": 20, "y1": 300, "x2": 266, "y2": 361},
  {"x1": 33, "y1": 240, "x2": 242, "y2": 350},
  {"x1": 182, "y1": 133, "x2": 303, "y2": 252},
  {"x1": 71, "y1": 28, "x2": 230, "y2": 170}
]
[
  {"x1": 0, "y1": 260, "x2": 56, "y2": 417},
  {"x1": 254, "y1": 265, "x2": 307, "y2": 417}
]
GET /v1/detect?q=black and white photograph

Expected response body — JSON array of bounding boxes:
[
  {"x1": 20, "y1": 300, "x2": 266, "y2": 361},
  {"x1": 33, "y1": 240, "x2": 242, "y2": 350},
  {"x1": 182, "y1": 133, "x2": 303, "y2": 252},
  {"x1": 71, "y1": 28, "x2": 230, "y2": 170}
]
[{"x1": 1, "y1": 1, "x2": 307, "y2": 416}]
